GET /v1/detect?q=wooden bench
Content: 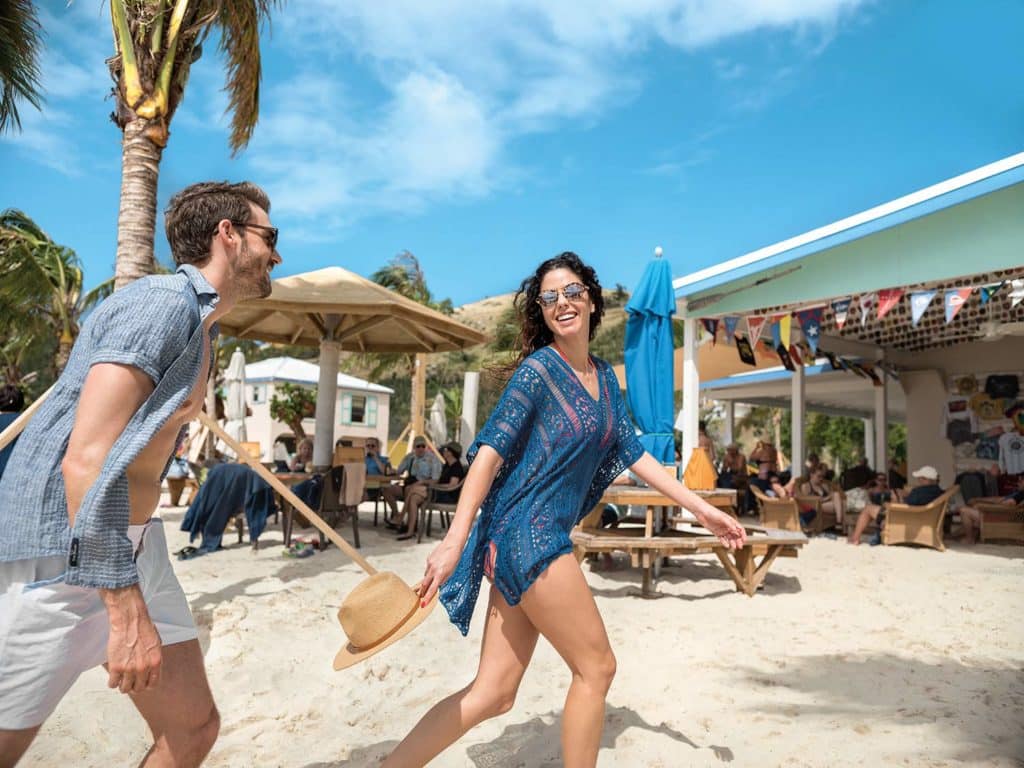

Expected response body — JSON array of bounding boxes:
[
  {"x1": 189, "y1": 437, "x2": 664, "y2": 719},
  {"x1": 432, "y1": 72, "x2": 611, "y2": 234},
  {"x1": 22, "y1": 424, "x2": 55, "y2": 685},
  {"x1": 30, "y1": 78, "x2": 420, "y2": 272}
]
[{"x1": 571, "y1": 524, "x2": 807, "y2": 597}]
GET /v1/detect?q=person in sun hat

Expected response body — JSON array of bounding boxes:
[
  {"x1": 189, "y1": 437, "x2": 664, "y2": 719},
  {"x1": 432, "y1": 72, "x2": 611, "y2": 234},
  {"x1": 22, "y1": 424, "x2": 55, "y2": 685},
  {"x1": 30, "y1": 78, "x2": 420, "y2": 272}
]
[
  {"x1": 0, "y1": 182, "x2": 281, "y2": 765},
  {"x1": 381, "y1": 252, "x2": 746, "y2": 767},
  {"x1": 848, "y1": 464, "x2": 945, "y2": 545}
]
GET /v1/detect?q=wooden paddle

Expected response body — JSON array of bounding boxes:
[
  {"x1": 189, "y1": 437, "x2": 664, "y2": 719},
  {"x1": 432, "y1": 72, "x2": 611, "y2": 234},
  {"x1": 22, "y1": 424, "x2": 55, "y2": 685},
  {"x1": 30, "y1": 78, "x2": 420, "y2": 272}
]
[
  {"x1": 0, "y1": 387, "x2": 376, "y2": 576},
  {"x1": 0, "y1": 385, "x2": 54, "y2": 452}
]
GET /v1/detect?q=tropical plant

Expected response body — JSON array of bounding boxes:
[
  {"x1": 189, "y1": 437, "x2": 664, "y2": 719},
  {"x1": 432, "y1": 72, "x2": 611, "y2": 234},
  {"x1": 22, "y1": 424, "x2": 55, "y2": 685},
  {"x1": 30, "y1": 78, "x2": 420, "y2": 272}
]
[
  {"x1": 0, "y1": 209, "x2": 112, "y2": 376},
  {"x1": 0, "y1": 0, "x2": 44, "y2": 134},
  {"x1": 0, "y1": 1, "x2": 280, "y2": 288},
  {"x1": 371, "y1": 251, "x2": 454, "y2": 316},
  {"x1": 269, "y1": 382, "x2": 316, "y2": 440}
]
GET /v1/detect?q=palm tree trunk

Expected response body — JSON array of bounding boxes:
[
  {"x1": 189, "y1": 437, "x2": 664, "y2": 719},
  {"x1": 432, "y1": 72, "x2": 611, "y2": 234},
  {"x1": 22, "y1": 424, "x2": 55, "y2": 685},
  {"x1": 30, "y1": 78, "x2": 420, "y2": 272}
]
[{"x1": 114, "y1": 119, "x2": 162, "y2": 289}]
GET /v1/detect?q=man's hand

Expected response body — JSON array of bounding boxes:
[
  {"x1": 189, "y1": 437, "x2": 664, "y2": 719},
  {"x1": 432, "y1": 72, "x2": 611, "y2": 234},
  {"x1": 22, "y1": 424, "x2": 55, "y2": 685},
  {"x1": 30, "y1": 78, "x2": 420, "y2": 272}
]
[{"x1": 100, "y1": 585, "x2": 163, "y2": 694}]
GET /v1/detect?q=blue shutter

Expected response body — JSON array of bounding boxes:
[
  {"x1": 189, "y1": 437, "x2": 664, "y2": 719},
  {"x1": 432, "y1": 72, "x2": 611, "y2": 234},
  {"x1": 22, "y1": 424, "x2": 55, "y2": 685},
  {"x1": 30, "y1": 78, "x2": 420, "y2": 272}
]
[
  {"x1": 340, "y1": 393, "x2": 352, "y2": 425},
  {"x1": 367, "y1": 395, "x2": 378, "y2": 427}
]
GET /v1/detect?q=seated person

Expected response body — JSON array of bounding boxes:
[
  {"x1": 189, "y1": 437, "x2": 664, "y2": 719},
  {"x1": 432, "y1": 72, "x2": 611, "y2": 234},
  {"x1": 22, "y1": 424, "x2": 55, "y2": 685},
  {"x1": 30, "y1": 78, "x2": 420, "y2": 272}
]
[
  {"x1": 289, "y1": 437, "x2": 314, "y2": 472},
  {"x1": 364, "y1": 437, "x2": 393, "y2": 477},
  {"x1": 798, "y1": 467, "x2": 846, "y2": 528},
  {"x1": 848, "y1": 465, "x2": 944, "y2": 545},
  {"x1": 272, "y1": 436, "x2": 292, "y2": 472},
  {"x1": 868, "y1": 472, "x2": 894, "y2": 505},
  {"x1": 749, "y1": 439, "x2": 778, "y2": 474},
  {"x1": 382, "y1": 436, "x2": 442, "y2": 524},
  {"x1": 957, "y1": 473, "x2": 1024, "y2": 545},
  {"x1": 717, "y1": 443, "x2": 747, "y2": 490},
  {"x1": 180, "y1": 463, "x2": 276, "y2": 555},
  {"x1": 396, "y1": 442, "x2": 465, "y2": 540}
]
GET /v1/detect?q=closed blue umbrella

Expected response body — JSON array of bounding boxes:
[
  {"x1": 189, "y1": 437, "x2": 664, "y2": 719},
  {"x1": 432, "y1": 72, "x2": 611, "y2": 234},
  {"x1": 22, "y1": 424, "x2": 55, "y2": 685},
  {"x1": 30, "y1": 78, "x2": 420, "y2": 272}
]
[{"x1": 624, "y1": 253, "x2": 676, "y2": 464}]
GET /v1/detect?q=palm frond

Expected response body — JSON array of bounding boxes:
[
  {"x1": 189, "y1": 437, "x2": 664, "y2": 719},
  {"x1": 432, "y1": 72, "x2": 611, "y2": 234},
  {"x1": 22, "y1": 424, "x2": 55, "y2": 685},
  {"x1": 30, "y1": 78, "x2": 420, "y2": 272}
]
[
  {"x1": 0, "y1": 0, "x2": 44, "y2": 133},
  {"x1": 216, "y1": 0, "x2": 278, "y2": 154}
]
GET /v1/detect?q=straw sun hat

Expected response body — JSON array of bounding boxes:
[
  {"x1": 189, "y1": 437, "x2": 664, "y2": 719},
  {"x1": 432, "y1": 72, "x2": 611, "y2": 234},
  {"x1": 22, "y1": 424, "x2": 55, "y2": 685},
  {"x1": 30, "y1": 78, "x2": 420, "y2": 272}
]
[{"x1": 333, "y1": 571, "x2": 439, "y2": 670}]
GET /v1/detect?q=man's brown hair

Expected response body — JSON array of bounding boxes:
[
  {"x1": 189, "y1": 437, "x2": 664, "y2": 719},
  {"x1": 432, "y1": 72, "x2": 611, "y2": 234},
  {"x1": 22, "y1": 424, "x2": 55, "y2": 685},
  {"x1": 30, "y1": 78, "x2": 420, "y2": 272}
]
[{"x1": 164, "y1": 181, "x2": 271, "y2": 266}]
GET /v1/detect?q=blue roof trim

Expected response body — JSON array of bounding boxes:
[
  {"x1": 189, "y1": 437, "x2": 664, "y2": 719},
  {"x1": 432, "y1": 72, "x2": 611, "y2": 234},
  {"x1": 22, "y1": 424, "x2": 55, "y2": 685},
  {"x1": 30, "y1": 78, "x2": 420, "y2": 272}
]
[
  {"x1": 677, "y1": 163, "x2": 1024, "y2": 300},
  {"x1": 700, "y1": 363, "x2": 833, "y2": 390}
]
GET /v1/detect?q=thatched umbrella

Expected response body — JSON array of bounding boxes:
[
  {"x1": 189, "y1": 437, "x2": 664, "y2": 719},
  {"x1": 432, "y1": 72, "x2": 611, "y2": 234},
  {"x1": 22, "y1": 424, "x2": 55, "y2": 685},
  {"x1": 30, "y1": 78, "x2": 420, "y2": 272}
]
[{"x1": 219, "y1": 267, "x2": 488, "y2": 467}]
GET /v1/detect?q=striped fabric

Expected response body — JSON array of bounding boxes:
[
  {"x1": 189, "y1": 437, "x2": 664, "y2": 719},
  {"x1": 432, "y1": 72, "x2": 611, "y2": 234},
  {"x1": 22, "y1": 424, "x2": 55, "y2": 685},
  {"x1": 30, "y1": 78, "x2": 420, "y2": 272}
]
[{"x1": 0, "y1": 265, "x2": 218, "y2": 588}]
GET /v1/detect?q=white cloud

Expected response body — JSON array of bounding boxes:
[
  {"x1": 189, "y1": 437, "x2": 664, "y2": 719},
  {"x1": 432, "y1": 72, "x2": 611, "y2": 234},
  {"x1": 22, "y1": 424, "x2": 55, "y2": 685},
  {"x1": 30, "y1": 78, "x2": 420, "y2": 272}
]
[{"x1": 251, "y1": 0, "x2": 870, "y2": 228}]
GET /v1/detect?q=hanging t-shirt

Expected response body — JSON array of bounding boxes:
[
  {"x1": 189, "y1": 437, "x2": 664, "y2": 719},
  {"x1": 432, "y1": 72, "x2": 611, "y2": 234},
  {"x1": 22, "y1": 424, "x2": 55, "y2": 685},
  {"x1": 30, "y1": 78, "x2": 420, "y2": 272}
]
[{"x1": 998, "y1": 432, "x2": 1024, "y2": 474}]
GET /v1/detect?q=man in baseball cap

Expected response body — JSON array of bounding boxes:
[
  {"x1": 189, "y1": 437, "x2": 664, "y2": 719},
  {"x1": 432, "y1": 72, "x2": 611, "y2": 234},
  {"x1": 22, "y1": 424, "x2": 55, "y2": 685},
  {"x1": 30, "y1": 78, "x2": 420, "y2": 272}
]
[{"x1": 849, "y1": 465, "x2": 944, "y2": 545}]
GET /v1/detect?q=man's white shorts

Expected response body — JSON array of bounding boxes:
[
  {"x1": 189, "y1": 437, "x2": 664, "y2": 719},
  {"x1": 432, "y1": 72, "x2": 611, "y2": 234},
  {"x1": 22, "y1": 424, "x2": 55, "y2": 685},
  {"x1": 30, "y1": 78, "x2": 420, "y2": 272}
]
[{"x1": 0, "y1": 518, "x2": 197, "y2": 729}]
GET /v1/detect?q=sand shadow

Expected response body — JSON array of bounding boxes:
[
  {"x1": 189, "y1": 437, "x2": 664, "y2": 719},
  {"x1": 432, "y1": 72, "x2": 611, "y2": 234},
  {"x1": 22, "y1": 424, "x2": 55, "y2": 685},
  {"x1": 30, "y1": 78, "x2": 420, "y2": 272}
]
[
  {"x1": 298, "y1": 704, "x2": 732, "y2": 767},
  {"x1": 587, "y1": 554, "x2": 802, "y2": 599},
  {"x1": 733, "y1": 653, "x2": 1024, "y2": 764}
]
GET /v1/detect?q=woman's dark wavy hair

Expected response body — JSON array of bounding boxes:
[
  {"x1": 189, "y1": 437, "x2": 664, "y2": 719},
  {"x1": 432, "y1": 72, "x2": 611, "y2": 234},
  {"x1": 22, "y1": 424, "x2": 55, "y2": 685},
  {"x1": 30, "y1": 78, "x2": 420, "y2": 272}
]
[{"x1": 491, "y1": 251, "x2": 605, "y2": 381}]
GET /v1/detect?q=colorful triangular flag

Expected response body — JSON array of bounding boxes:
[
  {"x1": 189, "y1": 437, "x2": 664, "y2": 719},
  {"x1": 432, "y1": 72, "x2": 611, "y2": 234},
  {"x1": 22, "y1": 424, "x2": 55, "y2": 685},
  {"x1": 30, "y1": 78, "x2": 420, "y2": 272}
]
[
  {"x1": 770, "y1": 318, "x2": 782, "y2": 349},
  {"x1": 723, "y1": 316, "x2": 740, "y2": 345},
  {"x1": 1010, "y1": 279, "x2": 1024, "y2": 309},
  {"x1": 776, "y1": 343, "x2": 795, "y2": 372},
  {"x1": 859, "y1": 293, "x2": 876, "y2": 328},
  {"x1": 735, "y1": 336, "x2": 756, "y2": 366},
  {"x1": 877, "y1": 288, "x2": 904, "y2": 321},
  {"x1": 823, "y1": 350, "x2": 844, "y2": 371},
  {"x1": 980, "y1": 282, "x2": 1005, "y2": 305},
  {"x1": 944, "y1": 288, "x2": 972, "y2": 323},
  {"x1": 746, "y1": 316, "x2": 767, "y2": 347},
  {"x1": 832, "y1": 297, "x2": 852, "y2": 331},
  {"x1": 779, "y1": 314, "x2": 792, "y2": 348},
  {"x1": 796, "y1": 306, "x2": 824, "y2": 355},
  {"x1": 701, "y1": 318, "x2": 719, "y2": 345},
  {"x1": 788, "y1": 343, "x2": 804, "y2": 367},
  {"x1": 910, "y1": 290, "x2": 937, "y2": 327}
]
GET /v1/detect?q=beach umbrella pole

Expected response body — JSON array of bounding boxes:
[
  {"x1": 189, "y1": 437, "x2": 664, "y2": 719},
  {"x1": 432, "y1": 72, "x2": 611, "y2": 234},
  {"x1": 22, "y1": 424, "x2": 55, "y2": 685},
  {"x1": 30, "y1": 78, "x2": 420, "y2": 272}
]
[{"x1": 198, "y1": 412, "x2": 377, "y2": 576}]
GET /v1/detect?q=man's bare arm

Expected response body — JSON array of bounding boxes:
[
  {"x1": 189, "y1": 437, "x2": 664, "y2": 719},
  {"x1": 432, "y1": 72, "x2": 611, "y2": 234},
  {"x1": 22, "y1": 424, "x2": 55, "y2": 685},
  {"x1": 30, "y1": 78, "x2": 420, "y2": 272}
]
[
  {"x1": 61, "y1": 362, "x2": 162, "y2": 694},
  {"x1": 62, "y1": 363, "x2": 154, "y2": 526}
]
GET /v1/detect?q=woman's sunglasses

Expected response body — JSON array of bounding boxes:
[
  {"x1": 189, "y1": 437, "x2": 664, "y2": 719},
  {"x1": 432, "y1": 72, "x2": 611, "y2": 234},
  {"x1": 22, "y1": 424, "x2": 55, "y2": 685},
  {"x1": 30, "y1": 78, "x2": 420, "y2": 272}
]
[{"x1": 537, "y1": 282, "x2": 588, "y2": 308}]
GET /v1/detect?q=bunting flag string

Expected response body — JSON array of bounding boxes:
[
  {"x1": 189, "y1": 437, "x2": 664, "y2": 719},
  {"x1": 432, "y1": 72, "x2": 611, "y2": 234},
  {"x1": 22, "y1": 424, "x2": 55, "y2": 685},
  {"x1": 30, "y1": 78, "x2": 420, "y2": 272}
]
[
  {"x1": 980, "y1": 282, "x2": 1005, "y2": 305},
  {"x1": 858, "y1": 293, "x2": 875, "y2": 328},
  {"x1": 876, "y1": 288, "x2": 904, "y2": 320},
  {"x1": 735, "y1": 335, "x2": 756, "y2": 366},
  {"x1": 795, "y1": 306, "x2": 824, "y2": 354},
  {"x1": 779, "y1": 314, "x2": 792, "y2": 348},
  {"x1": 723, "y1": 316, "x2": 740, "y2": 345},
  {"x1": 1010, "y1": 279, "x2": 1024, "y2": 309},
  {"x1": 746, "y1": 315, "x2": 767, "y2": 346},
  {"x1": 788, "y1": 343, "x2": 804, "y2": 367},
  {"x1": 776, "y1": 343, "x2": 795, "y2": 372},
  {"x1": 701, "y1": 318, "x2": 719, "y2": 345},
  {"x1": 770, "y1": 318, "x2": 782, "y2": 349},
  {"x1": 910, "y1": 289, "x2": 937, "y2": 327},
  {"x1": 831, "y1": 297, "x2": 852, "y2": 331},
  {"x1": 944, "y1": 288, "x2": 972, "y2": 323}
]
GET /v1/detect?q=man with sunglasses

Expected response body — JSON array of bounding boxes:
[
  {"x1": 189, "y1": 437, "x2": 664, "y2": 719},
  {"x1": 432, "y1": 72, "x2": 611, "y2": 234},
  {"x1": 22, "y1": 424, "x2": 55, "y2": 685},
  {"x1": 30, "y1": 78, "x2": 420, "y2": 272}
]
[
  {"x1": 0, "y1": 181, "x2": 281, "y2": 765},
  {"x1": 381, "y1": 437, "x2": 442, "y2": 529}
]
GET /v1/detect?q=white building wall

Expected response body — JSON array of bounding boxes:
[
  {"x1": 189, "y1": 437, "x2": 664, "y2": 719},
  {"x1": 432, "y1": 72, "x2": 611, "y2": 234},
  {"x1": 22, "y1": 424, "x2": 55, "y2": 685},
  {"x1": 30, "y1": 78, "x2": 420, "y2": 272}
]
[{"x1": 899, "y1": 336, "x2": 1024, "y2": 484}]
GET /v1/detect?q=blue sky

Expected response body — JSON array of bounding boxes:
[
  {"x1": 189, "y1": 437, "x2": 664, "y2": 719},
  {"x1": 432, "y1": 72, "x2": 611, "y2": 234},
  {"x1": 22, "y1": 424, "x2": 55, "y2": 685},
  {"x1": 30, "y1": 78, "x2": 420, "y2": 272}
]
[{"x1": 1, "y1": 1, "x2": 1021, "y2": 306}]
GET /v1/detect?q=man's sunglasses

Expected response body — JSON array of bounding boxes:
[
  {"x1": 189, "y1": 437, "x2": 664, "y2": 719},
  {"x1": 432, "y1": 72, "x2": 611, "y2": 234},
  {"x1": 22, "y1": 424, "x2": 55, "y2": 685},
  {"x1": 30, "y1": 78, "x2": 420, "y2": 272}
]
[
  {"x1": 229, "y1": 220, "x2": 278, "y2": 249},
  {"x1": 537, "y1": 282, "x2": 588, "y2": 308}
]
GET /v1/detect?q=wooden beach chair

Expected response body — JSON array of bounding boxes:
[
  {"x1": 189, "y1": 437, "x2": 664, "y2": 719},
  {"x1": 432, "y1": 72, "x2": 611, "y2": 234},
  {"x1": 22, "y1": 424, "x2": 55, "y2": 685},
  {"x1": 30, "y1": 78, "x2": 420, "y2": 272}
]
[
  {"x1": 974, "y1": 499, "x2": 1024, "y2": 543},
  {"x1": 417, "y1": 477, "x2": 466, "y2": 543},
  {"x1": 749, "y1": 486, "x2": 802, "y2": 532},
  {"x1": 792, "y1": 492, "x2": 839, "y2": 534},
  {"x1": 881, "y1": 485, "x2": 959, "y2": 551}
]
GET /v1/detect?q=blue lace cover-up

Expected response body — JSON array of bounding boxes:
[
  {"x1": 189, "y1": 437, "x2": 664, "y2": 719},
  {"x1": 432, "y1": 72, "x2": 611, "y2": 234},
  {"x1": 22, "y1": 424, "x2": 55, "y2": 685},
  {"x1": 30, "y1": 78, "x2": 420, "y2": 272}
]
[{"x1": 440, "y1": 346, "x2": 646, "y2": 635}]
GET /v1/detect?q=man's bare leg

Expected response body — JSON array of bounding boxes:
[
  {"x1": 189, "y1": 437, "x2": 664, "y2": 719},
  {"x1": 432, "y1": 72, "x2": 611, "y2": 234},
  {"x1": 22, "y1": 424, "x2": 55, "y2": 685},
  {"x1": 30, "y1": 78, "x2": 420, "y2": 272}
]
[
  {"x1": 0, "y1": 725, "x2": 41, "y2": 768},
  {"x1": 127, "y1": 639, "x2": 219, "y2": 768}
]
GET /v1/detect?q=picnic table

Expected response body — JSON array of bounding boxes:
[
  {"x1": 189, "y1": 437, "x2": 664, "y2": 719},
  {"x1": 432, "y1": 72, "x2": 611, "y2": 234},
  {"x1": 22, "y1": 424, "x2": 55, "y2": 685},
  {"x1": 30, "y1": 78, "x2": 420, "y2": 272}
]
[{"x1": 573, "y1": 486, "x2": 806, "y2": 597}]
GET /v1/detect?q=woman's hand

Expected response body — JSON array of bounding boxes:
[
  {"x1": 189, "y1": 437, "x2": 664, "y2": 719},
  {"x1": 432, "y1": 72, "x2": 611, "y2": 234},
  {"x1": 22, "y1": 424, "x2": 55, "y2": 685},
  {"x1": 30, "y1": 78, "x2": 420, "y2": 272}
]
[
  {"x1": 418, "y1": 536, "x2": 462, "y2": 606},
  {"x1": 694, "y1": 507, "x2": 747, "y2": 550}
]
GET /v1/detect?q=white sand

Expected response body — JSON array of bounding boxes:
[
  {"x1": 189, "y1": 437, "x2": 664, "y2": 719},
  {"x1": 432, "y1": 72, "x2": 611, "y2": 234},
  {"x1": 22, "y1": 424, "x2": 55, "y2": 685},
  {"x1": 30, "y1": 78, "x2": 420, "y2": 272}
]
[{"x1": 21, "y1": 501, "x2": 1024, "y2": 767}]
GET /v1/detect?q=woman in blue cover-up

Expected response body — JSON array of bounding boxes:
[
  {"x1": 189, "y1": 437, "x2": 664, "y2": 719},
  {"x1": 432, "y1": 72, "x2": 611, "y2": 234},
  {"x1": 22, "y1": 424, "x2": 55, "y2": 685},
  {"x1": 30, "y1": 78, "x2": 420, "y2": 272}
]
[{"x1": 384, "y1": 253, "x2": 746, "y2": 768}]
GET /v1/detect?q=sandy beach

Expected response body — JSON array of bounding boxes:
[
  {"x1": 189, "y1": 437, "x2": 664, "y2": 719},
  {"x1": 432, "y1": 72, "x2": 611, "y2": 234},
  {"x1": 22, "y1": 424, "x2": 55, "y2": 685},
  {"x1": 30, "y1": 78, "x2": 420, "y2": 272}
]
[{"x1": 20, "y1": 501, "x2": 1024, "y2": 768}]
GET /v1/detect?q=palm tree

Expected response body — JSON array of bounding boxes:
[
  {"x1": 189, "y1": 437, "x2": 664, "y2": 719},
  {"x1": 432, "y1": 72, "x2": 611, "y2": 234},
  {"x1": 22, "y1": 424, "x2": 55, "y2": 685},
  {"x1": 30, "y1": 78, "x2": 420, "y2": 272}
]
[
  {"x1": 0, "y1": 0, "x2": 44, "y2": 133},
  {"x1": 0, "y1": 209, "x2": 112, "y2": 376},
  {"x1": 0, "y1": 1, "x2": 279, "y2": 289}
]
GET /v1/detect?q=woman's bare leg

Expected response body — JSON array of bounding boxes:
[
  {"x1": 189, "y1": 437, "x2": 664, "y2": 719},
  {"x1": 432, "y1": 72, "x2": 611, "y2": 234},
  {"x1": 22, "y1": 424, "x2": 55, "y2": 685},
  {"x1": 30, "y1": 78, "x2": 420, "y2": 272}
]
[
  {"x1": 848, "y1": 504, "x2": 879, "y2": 544},
  {"x1": 519, "y1": 554, "x2": 616, "y2": 768},
  {"x1": 383, "y1": 585, "x2": 539, "y2": 767},
  {"x1": 831, "y1": 492, "x2": 845, "y2": 525}
]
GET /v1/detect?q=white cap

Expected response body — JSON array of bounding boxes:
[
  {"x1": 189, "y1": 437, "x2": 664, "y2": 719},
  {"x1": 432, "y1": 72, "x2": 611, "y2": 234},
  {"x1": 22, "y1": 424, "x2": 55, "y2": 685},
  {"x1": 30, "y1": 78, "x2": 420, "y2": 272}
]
[{"x1": 912, "y1": 465, "x2": 939, "y2": 481}]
